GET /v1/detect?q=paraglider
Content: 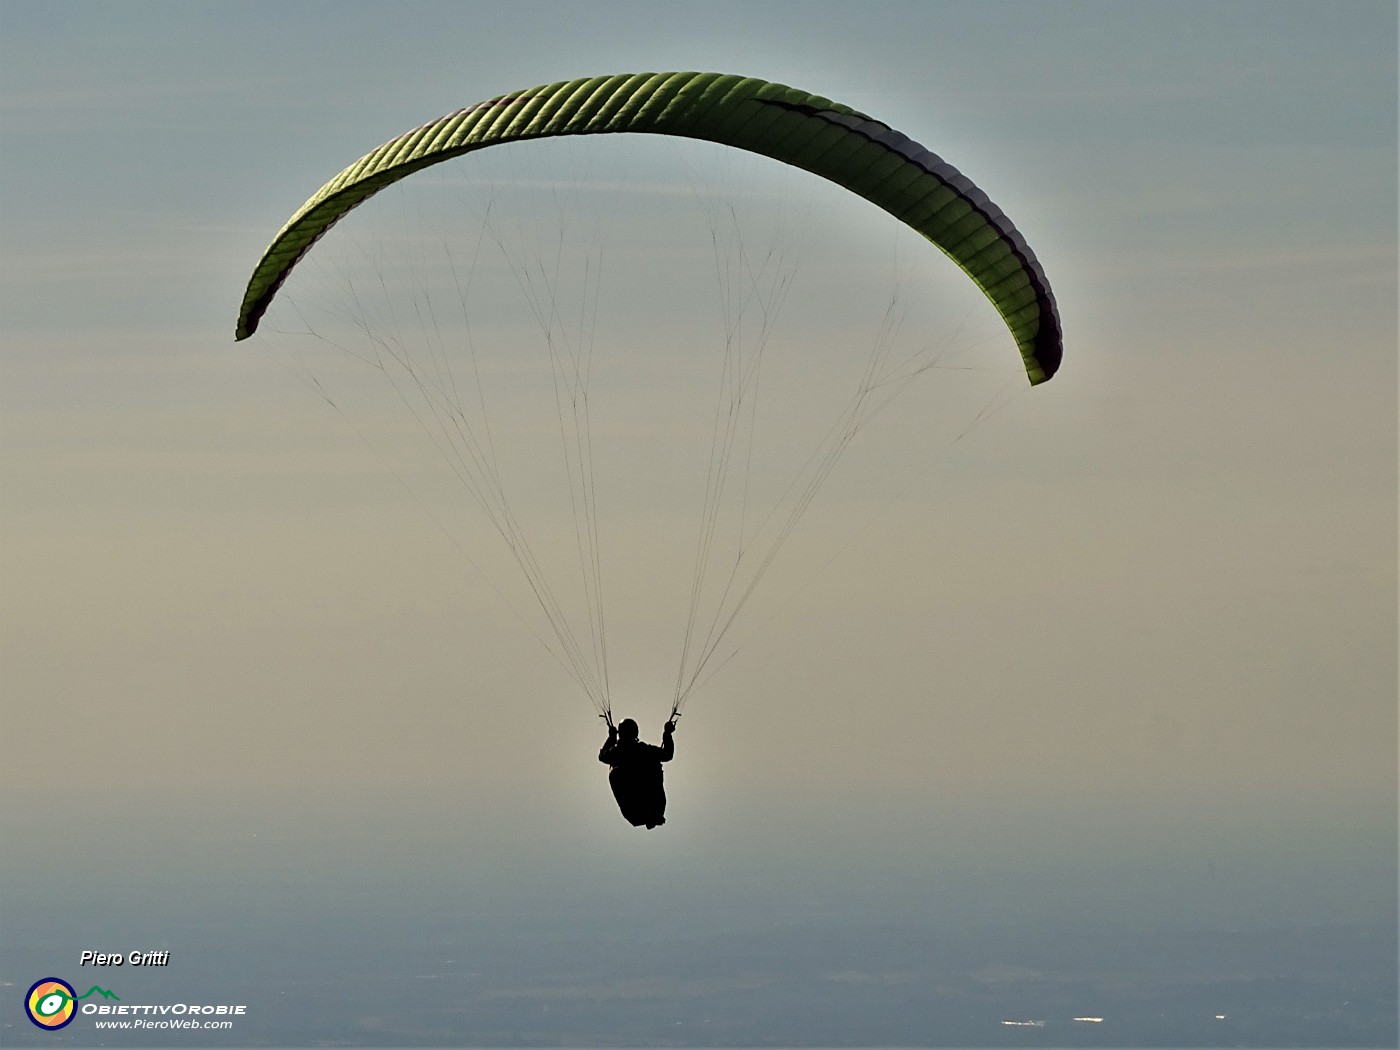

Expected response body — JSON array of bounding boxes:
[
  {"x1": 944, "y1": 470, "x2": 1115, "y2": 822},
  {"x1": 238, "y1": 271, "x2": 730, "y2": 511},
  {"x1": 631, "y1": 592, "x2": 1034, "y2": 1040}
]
[
  {"x1": 599, "y1": 718, "x2": 677, "y2": 829},
  {"x1": 235, "y1": 73, "x2": 1063, "y2": 825},
  {"x1": 236, "y1": 72, "x2": 1061, "y2": 382}
]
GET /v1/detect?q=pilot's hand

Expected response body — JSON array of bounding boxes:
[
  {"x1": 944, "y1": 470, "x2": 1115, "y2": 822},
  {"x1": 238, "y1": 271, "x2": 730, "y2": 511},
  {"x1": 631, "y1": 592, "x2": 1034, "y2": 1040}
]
[{"x1": 664, "y1": 720, "x2": 676, "y2": 734}]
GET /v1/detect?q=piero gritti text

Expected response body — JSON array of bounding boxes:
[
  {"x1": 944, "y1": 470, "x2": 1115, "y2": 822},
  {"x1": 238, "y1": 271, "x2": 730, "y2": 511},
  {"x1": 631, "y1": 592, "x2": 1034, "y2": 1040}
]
[{"x1": 81, "y1": 950, "x2": 170, "y2": 966}]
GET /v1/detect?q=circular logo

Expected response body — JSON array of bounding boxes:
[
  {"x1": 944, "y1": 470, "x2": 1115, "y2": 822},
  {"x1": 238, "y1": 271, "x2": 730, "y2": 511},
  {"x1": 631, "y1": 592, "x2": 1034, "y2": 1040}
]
[{"x1": 25, "y1": 978, "x2": 77, "y2": 1030}]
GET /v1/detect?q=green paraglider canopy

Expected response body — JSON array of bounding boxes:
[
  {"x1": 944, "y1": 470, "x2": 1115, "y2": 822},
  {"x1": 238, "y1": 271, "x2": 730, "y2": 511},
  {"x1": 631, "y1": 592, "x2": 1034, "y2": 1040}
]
[{"x1": 235, "y1": 71, "x2": 1061, "y2": 384}]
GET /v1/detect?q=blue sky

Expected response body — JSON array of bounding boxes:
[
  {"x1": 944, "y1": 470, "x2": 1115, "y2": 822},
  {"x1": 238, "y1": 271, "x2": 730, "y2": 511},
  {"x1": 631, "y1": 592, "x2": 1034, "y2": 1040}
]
[{"x1": 2, "y1": 2, "x2": 1396, "y2": 1046}]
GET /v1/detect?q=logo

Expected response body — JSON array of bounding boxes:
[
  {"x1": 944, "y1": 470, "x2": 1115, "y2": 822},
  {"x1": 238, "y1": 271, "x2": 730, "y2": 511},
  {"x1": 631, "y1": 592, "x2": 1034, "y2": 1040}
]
[{"x1": 24, "y1": 978, "x2": 119, "y2": 1030}]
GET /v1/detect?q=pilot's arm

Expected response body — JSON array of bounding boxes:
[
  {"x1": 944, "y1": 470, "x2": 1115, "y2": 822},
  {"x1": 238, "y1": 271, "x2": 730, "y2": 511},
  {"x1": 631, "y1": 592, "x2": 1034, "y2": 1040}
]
[{"x1": 599, "y1": 725, "x2": 618, "y2": 764}]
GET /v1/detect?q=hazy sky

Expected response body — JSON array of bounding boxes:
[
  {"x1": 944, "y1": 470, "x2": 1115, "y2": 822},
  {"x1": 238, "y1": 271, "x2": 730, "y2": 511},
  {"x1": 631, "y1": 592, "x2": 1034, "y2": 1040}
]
[{"x1": 2, "y1": 2, "x2": 1395, "y2": 1046}]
